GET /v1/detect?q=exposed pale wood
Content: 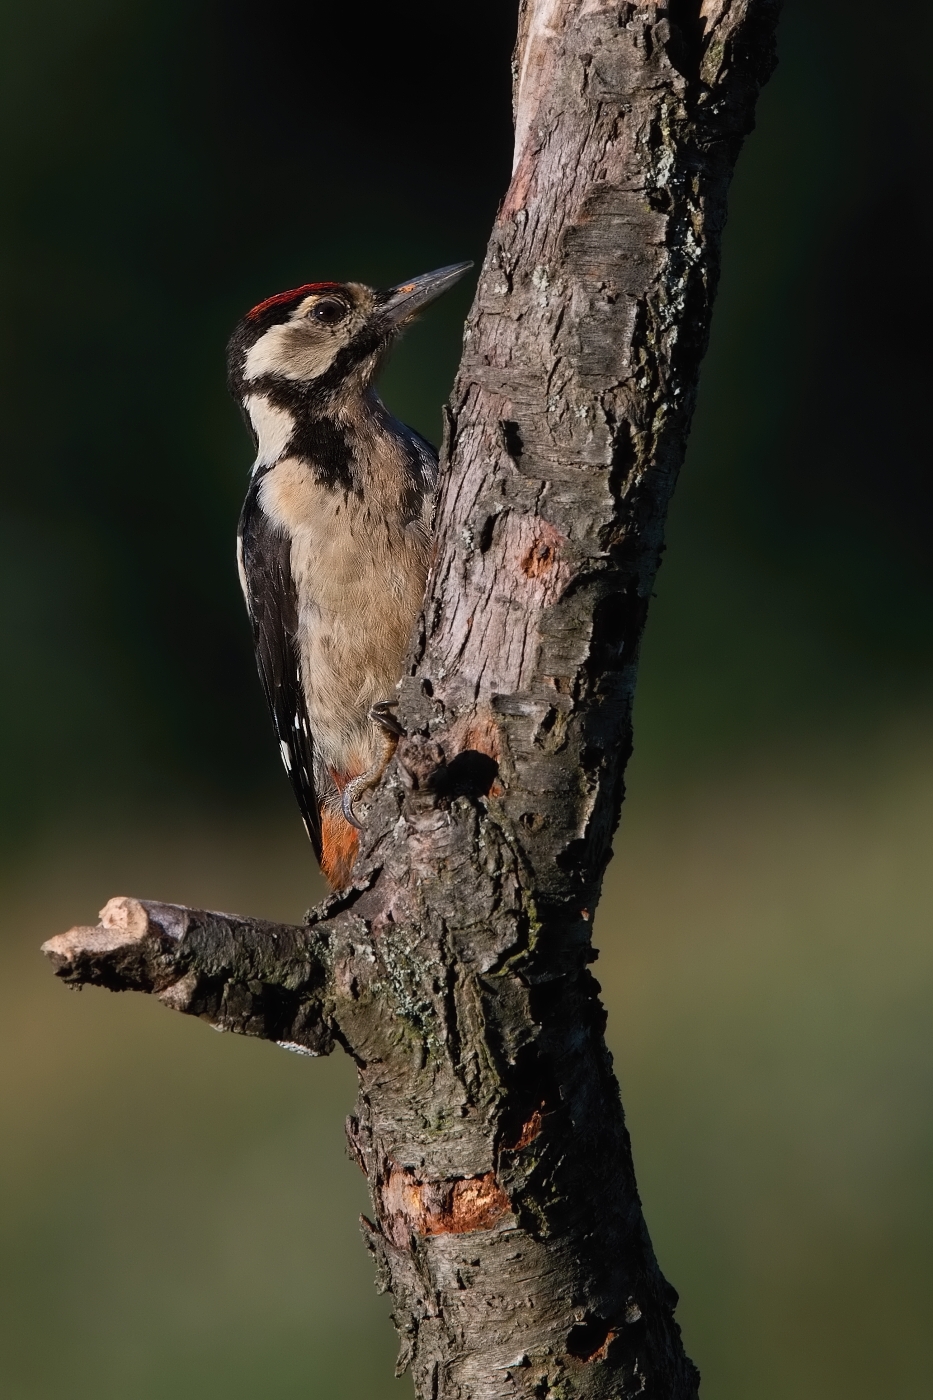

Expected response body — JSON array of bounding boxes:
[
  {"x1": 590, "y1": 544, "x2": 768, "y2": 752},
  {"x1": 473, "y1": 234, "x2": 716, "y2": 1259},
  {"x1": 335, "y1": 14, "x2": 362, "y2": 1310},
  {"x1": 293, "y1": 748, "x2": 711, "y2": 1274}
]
[{"x1": 43, "y1": 3, "x2": 781, "y2": 1394}]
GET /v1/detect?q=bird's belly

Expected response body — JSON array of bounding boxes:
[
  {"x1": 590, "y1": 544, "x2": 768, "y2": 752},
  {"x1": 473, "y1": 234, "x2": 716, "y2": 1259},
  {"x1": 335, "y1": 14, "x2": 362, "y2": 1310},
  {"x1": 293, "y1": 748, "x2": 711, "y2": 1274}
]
[
  {"x1": 260, "y1": 460, "x2": 430, "y2": 779},
  {"x1": 297, "y1": 567, "x2": 418, "y2": 775}
]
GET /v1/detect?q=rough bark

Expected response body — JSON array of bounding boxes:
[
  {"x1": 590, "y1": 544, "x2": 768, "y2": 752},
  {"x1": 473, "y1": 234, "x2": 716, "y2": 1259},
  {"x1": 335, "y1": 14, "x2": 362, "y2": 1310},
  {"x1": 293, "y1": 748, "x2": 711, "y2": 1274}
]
[{"x1": 43, "y1": 4, "x2": 781, "y2": 1396}]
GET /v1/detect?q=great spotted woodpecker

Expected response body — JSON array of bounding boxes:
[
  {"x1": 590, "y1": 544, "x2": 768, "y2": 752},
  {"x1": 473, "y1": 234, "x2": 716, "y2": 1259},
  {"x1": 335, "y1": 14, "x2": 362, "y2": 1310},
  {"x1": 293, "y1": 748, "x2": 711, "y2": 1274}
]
[{"x1": 227, "y1": 262, "x2": 471, "y2": 889}]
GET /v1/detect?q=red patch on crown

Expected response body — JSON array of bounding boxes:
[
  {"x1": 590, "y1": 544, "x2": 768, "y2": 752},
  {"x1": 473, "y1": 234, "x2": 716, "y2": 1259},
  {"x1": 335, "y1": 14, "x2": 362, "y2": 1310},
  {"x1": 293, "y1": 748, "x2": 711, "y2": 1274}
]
[{"x1": 246, "y1": 281, "x2": 343, "y2": 321}]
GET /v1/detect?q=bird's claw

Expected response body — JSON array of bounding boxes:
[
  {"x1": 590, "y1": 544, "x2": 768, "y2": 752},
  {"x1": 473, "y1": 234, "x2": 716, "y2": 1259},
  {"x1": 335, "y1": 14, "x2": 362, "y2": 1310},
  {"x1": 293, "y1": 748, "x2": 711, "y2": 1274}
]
[
  {"x1": 340, "y1": 701, "x2": 406, "y2": 828},
  {"x1": 341, "y1": 782, "x2": 365, "y2": 830},
  {"x1": 369, "y1": 699, "x2": 404, "y2": 739}
]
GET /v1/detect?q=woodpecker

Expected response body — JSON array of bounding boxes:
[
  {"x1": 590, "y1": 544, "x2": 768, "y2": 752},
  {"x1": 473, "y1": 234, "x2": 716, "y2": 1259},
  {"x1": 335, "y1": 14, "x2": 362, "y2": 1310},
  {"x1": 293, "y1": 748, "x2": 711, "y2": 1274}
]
[{"x1": 227, "y1": 262, "x2": 471, "y2": 889}]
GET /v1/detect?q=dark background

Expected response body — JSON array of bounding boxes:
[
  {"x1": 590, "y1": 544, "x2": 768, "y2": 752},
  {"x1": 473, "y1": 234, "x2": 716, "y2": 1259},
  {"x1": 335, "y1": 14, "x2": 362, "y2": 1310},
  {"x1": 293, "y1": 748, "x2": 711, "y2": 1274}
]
[{"x1": 1, "y1": 2, "x2": 931, "y2": 1397}]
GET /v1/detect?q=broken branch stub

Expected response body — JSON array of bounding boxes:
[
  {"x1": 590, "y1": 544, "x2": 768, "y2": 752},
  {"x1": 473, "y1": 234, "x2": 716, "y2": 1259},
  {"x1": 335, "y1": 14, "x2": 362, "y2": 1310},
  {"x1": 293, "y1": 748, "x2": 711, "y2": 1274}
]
[
  {"x1": 43, "y1": 897, "x2": 336, "y2": 1055},
  {"x1": 43, "y1": 3, "x2": 782, "y2": 1396}
]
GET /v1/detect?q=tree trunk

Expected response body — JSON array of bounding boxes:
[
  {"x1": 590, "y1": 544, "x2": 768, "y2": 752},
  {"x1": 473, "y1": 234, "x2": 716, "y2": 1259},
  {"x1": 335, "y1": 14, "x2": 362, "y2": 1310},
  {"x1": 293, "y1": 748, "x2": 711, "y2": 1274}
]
[{"x1": 42, "y1": 3, "x2": 781, "y2": 1395}]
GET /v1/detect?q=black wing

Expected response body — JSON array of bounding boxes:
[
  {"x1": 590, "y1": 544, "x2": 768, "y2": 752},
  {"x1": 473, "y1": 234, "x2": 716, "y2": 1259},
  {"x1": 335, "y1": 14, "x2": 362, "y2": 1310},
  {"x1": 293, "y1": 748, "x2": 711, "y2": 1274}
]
[{"x1": 237, "y1": 476, "x2": 322, "y2": 861}]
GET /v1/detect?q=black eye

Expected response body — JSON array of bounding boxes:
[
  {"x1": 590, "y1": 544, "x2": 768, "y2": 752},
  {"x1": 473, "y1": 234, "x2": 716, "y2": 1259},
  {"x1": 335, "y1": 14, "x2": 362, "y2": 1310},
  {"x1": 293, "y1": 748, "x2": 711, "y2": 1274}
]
[{"x1": 309, "y1": 297, "x2": 348, "y2": 326}]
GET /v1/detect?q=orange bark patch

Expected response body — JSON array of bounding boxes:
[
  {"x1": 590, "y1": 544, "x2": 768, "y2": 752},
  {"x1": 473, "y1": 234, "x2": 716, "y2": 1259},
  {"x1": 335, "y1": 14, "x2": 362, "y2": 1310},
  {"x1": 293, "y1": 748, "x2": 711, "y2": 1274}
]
[
  {"x1": 515, "y1": 517, "x2": 570, "y2": 607},
  {"x1": 520, "y1": 526, "x2": 562, "y2": 580},
  {"x1": 567, "y1": 1317, "x2": 620, "y2": 1363},
  {"x1": 442, "y1": 1174, "x2": 512, "y2": 1232},
  {"x1": 510, "y1": 1107, "x2": 544, "y2": 1151},
  {"x1": 457, "y1": 710, "x2": 501, "y2": 763},
  {"x1": 586, "y1": 1330, "x2": 618, "y2": 1363},
  {"x1": 320, "y1": 808, "x2": 359, "y2": 889},
  {"x1": 381, "y1": 1166, "x2": 511, "y2": 1247}
]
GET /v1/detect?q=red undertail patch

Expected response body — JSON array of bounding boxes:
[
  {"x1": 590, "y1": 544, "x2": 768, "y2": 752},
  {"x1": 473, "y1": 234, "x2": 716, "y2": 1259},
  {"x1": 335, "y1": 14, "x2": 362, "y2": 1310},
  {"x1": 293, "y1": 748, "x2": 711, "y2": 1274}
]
[{"x1": 320, "y1": 808, "x2": 359, "y2": 890}]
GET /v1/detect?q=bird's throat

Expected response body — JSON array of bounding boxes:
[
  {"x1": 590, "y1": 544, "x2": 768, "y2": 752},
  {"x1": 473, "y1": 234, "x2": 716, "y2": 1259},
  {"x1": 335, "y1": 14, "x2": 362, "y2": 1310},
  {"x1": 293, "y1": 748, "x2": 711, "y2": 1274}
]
[{"x1": 245, "y1": 393, "x2": 295, "y2": 470}]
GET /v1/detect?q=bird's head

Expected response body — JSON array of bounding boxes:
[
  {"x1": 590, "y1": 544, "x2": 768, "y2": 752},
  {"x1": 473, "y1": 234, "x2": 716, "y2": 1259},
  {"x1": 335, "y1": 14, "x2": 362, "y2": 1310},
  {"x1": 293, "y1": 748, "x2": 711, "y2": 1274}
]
[{"x1": 227, "y1": 262, "x2": 472, "y2": 417}]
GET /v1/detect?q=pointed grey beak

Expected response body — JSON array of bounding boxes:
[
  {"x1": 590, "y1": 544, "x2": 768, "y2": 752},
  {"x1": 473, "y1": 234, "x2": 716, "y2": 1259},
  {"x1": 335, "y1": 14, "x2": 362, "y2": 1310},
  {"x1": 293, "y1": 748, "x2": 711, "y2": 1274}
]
[{"x1": 378, "y1": 261, "x2": 473, "y2": 325}]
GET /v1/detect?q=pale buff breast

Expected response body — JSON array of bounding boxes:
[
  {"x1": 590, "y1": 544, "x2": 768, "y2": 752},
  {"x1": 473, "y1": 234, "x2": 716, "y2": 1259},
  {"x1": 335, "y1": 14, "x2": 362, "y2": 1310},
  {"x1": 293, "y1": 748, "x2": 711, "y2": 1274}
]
[{"x1": 258, "y1": 455, "x2": 431, "y2": 779}]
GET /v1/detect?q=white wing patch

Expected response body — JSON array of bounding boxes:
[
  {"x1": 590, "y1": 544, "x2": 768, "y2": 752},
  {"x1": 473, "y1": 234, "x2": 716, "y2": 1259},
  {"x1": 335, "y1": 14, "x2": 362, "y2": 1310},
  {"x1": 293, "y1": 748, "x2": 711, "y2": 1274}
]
[{"x1": 236, "y1": 532, "x2": 249, "y2": 602}]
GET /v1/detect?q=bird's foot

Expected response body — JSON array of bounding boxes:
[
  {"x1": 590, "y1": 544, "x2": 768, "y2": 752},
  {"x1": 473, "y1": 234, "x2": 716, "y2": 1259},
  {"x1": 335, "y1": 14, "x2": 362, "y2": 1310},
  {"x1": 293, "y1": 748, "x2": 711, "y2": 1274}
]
[
  {"x1": 369, "y1": 699, "x2": 404, "y2": 740},
  {"x1": 340, "y1": 785, "x2": 365, "y2": 829},
  {"x1": 340, "y1": 701, "x2": 406, "y2": 828}
]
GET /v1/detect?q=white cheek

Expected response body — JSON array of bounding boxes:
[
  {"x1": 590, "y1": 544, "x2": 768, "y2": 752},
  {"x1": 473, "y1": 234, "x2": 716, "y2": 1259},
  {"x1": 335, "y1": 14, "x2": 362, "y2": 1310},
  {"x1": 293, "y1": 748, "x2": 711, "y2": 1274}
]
[
  {"x1": 244, "y1": 321, "x2": 340, "y2": 383},
  {"x1": 243, "y1": 324, "x2": 292, "y2": 381},
  {"x1": 245, "y1": 394, "x2": 295, "y2": 468}
]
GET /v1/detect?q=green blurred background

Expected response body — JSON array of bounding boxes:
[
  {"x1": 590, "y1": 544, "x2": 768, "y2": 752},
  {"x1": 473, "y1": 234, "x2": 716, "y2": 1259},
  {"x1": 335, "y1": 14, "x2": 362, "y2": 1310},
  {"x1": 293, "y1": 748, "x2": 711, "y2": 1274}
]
[{"x1": 1, "y1": 0, "x2": 931, "y2": 1395}]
